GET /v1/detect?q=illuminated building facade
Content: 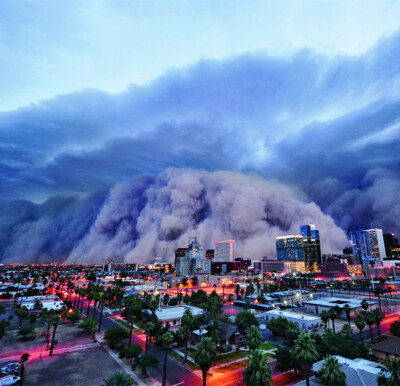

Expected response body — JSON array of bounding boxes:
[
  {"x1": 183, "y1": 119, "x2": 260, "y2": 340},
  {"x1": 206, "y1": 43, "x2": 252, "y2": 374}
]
[
  {"x1": 176, "y1": 241, "x2": 211, "y2": 275},
  {"x1": 301, "y1": 224, "x2": 322, "y2": 271},
  {"x1": 175, "y1": 248, "x2": 187, "y2": 265},
  {"x1": 214, "y1": 240, "x2": 235, "y2": 262},
  {"x1": 351, "y1": 228, "x2": 387, "y2": 264},
  {"x1": 384, "y1": 233, "x2": 400, "y2": 259},
  {"x1": 276, "y1": 235, "x2": 305, "y2": 262}
]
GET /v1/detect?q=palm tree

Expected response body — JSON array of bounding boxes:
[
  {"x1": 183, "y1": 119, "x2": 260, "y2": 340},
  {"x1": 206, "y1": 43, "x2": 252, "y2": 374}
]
[
  {"x1": 355, "y1": 313, "x2": 366, "y2": 344},
  {"x1": 245, "y1": 325, "x2": 263, "y2": 351},
  {"x1": 194, "y1": 337, "x2": 216, "y2": 386},
  {"x1": 328, "y1": 309, "x2": 337, "y2": 334},
  {"x1": 144, "y1": 322, "x2": 154, "y2": 354},
  {"x1": 343, "y1": 304, "x2": 352, "y2": 325},
  {"x1": 320, "y1": 310, "x2": 330, "y2": 329},
  {"x1": 374, "y1": 308, "x2": 384, "y2": 338},
  {"x1": 318, "y1": 355, "x2": 346, "y2": 386},
  {"x1": 87, "y1": 291, "x2": 94, "y2": 317},
  {"x1": 293, "y1": 333, "x2": 319, "y2": 386},
  {"x1": 365, "y1": 311, "x2": 375, "y2": 341},
  {"x1": 102, "y1": 371, "x2": 134, "y2": 386},
  {"x1": 361, "y1": 299, "x2": 369, "y2": 312},
  {"x1": 377, "y1": 356, "x2": 400, "y2": 386},
  {"x1": 243, "y1": 349, "x2": 272, "y2": 386},
  {"x1": 375, "y1": 286, "x2": 384, "y2": 313},
  {"x1": 98, "y1": 297, "x2": 106, "y2": 331},
  {"x1": 161, "y1": 332, "x2": 174, "y2": 386},
  {"x1": 177, "y1": 325, "x2": 191, "y2": 363},
  {"x1": 49, "y1": 316, "x2": 60, "y2": 356}
]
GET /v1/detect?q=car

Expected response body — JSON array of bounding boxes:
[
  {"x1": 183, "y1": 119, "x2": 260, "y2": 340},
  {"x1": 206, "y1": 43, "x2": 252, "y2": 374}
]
[
  {"x1": 0, "y1": 375, "x2": 21, "y2": 386},
  {"x1": 0, "y1": 364, "x2": 19, "y2": 375},
  {"x1": 259, "y1": 324, "x2": 267, "y2": 331}
]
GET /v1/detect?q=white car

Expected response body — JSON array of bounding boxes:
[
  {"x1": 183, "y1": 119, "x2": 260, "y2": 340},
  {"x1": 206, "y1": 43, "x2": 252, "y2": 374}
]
[
  {"x1": 0, "y1": 375, "x2": 21, "y2": 386},
  {"x1": 259, "y1": 324, "x2": 267, "y2": 331}
]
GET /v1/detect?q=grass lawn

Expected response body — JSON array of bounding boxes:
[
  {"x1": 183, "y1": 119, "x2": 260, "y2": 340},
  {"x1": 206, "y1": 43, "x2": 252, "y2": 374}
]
[
  {"x1": 215, "y1": 359, "x2": 248, "y2": 373},
  {"x1": 215, "y1": 350, "x2": 248, "y2": 365},
  {"x1": 170, "y1": 351, "x2": 200, "y2": 371},
  {"x1": 259, "y1": 342, "x2": 277, "y2": 351}
]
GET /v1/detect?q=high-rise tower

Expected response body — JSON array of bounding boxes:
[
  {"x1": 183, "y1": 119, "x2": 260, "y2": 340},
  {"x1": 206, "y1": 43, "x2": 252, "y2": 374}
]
[{"x1": 300, "y1": 224, "x2": 322, "y2": 271}]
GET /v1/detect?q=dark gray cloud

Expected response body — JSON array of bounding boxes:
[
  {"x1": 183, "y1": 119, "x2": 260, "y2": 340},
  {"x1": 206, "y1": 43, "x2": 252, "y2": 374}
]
[{"x1": 1, "y1": 31, "x2": 400, "y2": 262}]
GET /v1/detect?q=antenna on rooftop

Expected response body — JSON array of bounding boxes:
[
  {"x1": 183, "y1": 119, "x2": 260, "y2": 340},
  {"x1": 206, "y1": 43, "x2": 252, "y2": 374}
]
[{"x1": 188, "y1": 199, "x2": 197, "y2": 244}]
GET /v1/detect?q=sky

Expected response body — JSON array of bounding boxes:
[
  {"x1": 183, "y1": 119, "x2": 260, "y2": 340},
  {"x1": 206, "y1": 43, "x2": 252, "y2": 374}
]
[{"x1": 1, "y1": 0, "x2": 400, "y2": 263}]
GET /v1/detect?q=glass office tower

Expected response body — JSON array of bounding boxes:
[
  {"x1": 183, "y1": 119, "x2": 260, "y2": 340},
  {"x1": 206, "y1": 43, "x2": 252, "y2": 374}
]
[
  {"x1": 300, "y1": 224, "x2": 322, "y2": 271},
  {"x1": 276, "y1": 235, "x2": 305, "y2": 261}
]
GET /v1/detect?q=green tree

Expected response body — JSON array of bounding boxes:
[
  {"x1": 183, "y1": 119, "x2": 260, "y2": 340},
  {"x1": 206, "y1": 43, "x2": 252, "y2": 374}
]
[
  {"x1": 0, "y1": 320, "x2": 10, "y2": 340},
  {"x1": 375, "y1": 286, "x2": 384, "y2": 313},
  {"x1": 79, "y1": 317, "x2": 98, "y2": 337},
  {"x1": 365, "y1": 311, "x2": 375, "y2": 341},
  {"x1": 343, "y1": 304, "x2": 352, "y2": 325},
  {"x1": 17, "y1": 326, "x2": 35, "y2": 340},
  {"x1": 49, "y1": 315, "x2": 60, "y2": 356},
  {"x1": 243, "y1": 349, "x2": 272, "y2": 386},
  {"x1": 161, "y1": 332, "x2": 174, "y2": 386},
  {"x1": 235, "y1": 310, "x2": 259, "y2": 333},
  {"x1": 245, "y1": 325, "x2": 263, "y2": 351},
  {"x1": 361, "y1": 299, "x2": 369, "y2": 312},
  {"x1": 15, "y1": 306, "x2": 29, "y2": 326},
  {"x1": 144, "y1": 321, "x2": 155, "y2": 354},
  {"x1": 275, "y1": 345, "x2": 295, "y2": 373},
  {"x1": 194, "y1": 337, "x2": 217, "y2": 386},
  {"x1": 293, "y1": 333, "x2": 319, "y2": 386},
  {"x1": 318, "y1": 355, "x2": 347, "y2": 386},
  {"x1": 29, "y1": 313, "x2": 37, "y2": 325},
  {"x1": 355, "y1": 313, "x2": 366, "y2": 344},
  {"x1": 340, "y1": 323, "x2": 353, "y2": 338},
  {"x1": 177, "y1": 292, "x2": 183, "y2": 305},
  {"x1": 102, "y1": 371, "x2": 134, "y2": 386},
  {"x1": 328, "y1": 308, "x2": 337, "y2": 334},
  {"x1": 65, "y1": 309, "x2": 81, "y2": 325},
  {"x1": 377, "y1": 356, "x2": 400, "y2": 386},
  {"x1": 389, "y1": 320, "x2": 400, "y2": 337},
  {"x1": 138, "y1": 354, "x2": 159, "y2": 378},
  {"x1": 320, "y1": 310, "x2": 330, "y2": 329},
  {"x1": 162, "y1": 293, "x2": 170, "y2": 307},
  {"x1": 235, "y1": 284, "x2": 240, "y2": 297},
  {"x1": 104, "y1": 326, "x2": 129, "y2": 349}
]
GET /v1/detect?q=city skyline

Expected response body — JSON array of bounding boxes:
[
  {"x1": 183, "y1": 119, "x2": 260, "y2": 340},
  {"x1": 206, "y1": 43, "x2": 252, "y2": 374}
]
[{"x1": 1, "y1": 1, "x2": 400, "y2": 263}]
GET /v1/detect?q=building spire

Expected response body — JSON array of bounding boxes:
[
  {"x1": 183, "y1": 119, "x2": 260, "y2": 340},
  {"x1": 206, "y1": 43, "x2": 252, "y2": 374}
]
[{"x1": 189, "y1": 199, "x2": 197, "y2": 244}]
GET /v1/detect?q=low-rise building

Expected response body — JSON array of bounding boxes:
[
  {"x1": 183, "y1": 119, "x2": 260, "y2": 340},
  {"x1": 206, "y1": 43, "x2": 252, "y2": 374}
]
[
  {"x1": 155, "y1": 305, "x2": 204, "y2": 330},
  {"x1": 303, "y1": 297, "x2": 377, "y2": 318},
  {"x1": 264, "y1": 309, "x2": 322, "y2": 331},
  {"x1": 295, "y1": 355, "x2": 380, "y2": 386},
  {"x1": 372, "y1": 337, "x2": 400, "y2": 360}
]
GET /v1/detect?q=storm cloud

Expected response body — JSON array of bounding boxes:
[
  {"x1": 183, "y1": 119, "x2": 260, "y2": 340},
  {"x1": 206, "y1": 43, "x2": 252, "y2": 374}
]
[
  {"x1": 1, "y1": 168, "x2": 347, "y2": 264},
  {"x1": 1, "y1": 31, "x2": 400, "y2": 262}
]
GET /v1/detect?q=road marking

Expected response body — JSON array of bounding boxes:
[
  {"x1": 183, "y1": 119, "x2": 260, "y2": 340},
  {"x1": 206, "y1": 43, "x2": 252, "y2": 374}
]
[{"x1": 172, "y1": 382, "x2": 185, "y2": 386}]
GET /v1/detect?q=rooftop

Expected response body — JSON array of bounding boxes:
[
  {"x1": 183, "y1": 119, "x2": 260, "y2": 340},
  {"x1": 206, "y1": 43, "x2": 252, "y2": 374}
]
[
  {"x1": 372, "y1": 337, "x2": 400, "y2": 356},
  {"x1": 304, "y1": 297, "x2": 376, "y2": 308},
  {"x1": 266, "y1": 309, "x2": 320, "y2": 321},
  {"x1": 155, "y1": 305, "x2": 204, "y2": 321}
]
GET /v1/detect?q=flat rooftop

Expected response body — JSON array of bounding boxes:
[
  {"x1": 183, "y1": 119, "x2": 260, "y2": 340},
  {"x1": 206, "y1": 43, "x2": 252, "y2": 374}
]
[
  {"x1": 266, "y1": 309, "x2": 320, "y2": 321},
  {"x1": 304, "y1": 297, "x2": 376, "y2": 308},
  {"x1": 155, "y1": 305, "x2": 204, "y2": 321}
]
